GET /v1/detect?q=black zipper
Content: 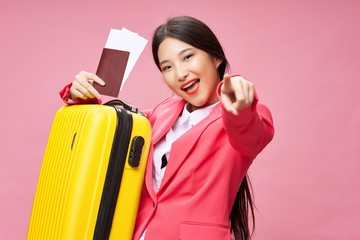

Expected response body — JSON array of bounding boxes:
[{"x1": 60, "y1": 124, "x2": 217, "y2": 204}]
[{"x1": 93, "y1": 107, "x2": 133, "y2": 240}]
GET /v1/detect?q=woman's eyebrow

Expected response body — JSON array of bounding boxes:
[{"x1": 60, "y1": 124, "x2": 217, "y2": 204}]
[
  {"x1": 159, "y1": 48, "x2": 194, "y2": 66},
  {"x1": 179, "y1": 48, "x2": 193, "y2": 55}
]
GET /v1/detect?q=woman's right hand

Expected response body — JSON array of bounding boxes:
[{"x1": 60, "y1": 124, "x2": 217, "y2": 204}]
[{"x1": 70, "y1": 71, "x2": 105, "y2": 100}]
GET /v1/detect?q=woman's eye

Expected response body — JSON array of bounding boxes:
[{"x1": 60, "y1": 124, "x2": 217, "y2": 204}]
[
  {"x1": 162, "y1": 66, "x2": 172, "y2": 72},
  {"x1": 184, "y1": 54, "x2": 193, "y2": 60}
]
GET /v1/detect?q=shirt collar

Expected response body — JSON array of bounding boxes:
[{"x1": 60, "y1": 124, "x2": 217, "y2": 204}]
[{"x1": 178, "y1": 101, "x2": 219, "y2": 127}]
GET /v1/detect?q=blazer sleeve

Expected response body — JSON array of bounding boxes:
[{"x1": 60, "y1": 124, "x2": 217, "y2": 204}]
[
  {"x1": 59, "y1": 83, "x2": 102, "y2": 105},
  {"x1": 217, "y1": 81, "x2": 275, "y2": 158}
]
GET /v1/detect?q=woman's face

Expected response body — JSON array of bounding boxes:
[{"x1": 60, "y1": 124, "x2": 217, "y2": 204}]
[{"x1": 157, "y1": 37, "x2": 222, "y2": 112}]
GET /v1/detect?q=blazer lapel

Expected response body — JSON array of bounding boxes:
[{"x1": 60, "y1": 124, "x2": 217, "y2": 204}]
[
  {"x1": 151, "y1": 99, "x2": 186, "y2": 144},
  {"x1": 158, "y1": 103, "x2": 222, "y2": 195},
  {"x1": 145, "y1": 98, "x2": 186, "y2": 200}
]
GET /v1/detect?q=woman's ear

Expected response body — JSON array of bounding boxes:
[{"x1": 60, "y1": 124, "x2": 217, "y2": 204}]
[{"x1": 215, "y1": 57, "x2": 223, "y2": 68}]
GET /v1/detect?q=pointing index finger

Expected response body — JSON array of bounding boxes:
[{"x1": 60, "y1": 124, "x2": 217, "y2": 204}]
[
  {"x1": 222, "y1": 73, "x2": 231, "y2": 84},
  {"x1": 221, "y1": 74, "x2": 233, "y2": 93}
]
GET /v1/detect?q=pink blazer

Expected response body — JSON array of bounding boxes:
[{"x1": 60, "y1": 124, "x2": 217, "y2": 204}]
[
  {"x1": 133, "y1": 94, "x2": 274, "y2": 240},
  {"x1": 59, "y1": 83, "x2": 274, "y2": 239}
]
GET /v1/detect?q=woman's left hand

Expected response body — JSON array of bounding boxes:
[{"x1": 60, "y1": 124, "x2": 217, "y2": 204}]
[{"x1": 220, "y1": 74, "x2": 255, "y2": 115}]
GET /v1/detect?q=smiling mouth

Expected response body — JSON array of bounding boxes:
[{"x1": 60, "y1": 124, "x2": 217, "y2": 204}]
[{"x1": 182, "y1": 79, "x2": 200, "y2": 92}]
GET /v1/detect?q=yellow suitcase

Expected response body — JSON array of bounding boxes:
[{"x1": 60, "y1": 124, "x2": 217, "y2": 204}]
[{"x1": 27, "y1": 100, "x2": 151, "y2": 240}]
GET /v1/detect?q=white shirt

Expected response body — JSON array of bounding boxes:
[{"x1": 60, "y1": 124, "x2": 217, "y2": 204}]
[{"x1": 140, "y1": 101, "x2": 218, "y2": 240}]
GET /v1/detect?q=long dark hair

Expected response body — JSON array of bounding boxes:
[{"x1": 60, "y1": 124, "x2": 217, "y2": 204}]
[{"x1": 151, "y1": 15, "x2": 255, "y2": 240}]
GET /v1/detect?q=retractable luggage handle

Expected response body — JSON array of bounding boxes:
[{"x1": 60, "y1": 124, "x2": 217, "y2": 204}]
[{"x1": 104, "y1": 99, "x2": 141, "y2": 114}]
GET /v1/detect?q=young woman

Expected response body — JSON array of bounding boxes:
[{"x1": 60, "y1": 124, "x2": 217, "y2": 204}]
[{"x1": 60, "y1": 15, "x2": 274, "y2": 240}]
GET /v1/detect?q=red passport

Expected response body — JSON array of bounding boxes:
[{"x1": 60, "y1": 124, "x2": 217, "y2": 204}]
[{"x1": 94, "y1": 48, "x2": 130, "y2": 97}]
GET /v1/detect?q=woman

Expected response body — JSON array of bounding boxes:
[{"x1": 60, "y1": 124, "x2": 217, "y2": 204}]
[{"x1": 60, "y1": 15, "x2": 274, "y2": 240}]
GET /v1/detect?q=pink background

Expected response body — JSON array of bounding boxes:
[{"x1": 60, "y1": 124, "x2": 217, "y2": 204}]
[{"x1": 1, "y1": 0, "x2": 359, "y2": 239}]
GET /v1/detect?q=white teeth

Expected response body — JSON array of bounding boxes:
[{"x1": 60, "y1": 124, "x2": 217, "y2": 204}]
[
  {"x1": 182, "y1": 79, "x2": 199, "y2": 91},
  {"x1": 184, "y1": 81, "x2": 196, "y2": 89}
]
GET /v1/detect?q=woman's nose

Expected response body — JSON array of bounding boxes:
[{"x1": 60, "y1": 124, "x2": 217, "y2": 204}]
[{"x1": 175, "y1": 65, "x2": 189, "y2": 82}]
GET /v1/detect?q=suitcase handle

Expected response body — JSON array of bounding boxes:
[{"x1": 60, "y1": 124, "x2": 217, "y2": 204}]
[{"x1": 104, "y1": 99, "x2": 139, "y2": 113}]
